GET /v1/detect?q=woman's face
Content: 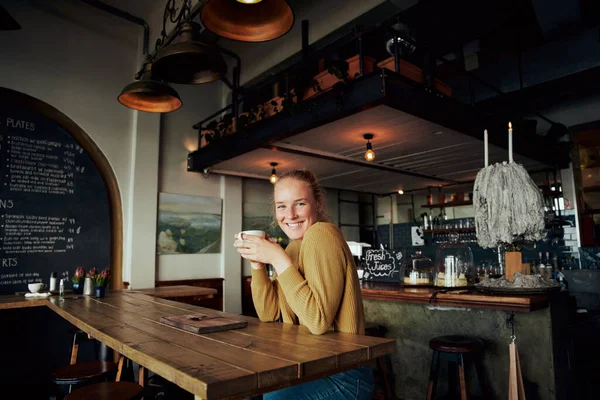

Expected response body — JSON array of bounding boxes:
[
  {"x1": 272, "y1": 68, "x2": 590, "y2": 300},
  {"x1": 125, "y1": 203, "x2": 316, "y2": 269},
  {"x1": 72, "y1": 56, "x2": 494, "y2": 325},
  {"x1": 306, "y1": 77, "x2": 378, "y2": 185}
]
[{"x1": 274, "y1": 178, "x2": 318, "y2": 240}]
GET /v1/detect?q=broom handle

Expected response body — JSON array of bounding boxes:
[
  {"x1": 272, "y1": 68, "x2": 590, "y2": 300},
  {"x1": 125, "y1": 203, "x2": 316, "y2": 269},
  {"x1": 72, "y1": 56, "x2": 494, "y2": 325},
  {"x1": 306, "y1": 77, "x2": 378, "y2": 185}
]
[{"x1": 484, "y1": 129, "x2": 489, "y2": 167}]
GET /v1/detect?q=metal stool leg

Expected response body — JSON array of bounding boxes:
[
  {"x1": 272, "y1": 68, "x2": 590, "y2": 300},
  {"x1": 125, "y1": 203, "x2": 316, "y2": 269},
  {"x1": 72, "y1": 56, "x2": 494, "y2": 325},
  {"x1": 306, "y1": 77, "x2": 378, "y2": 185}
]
[{"x1": 426, "y1": 350, "x2": 440, "y2": 400}]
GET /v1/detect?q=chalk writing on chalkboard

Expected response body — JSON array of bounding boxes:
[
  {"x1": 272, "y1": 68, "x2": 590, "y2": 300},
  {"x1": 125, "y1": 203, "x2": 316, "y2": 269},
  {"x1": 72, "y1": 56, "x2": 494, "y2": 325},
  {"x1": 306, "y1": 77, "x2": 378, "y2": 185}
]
[
  {"x1": 363, "y1": 249, "x2": 403, "y2": 283},
  {"x1": 0, "y1": 102, "x2": 110, "y2": 294}
]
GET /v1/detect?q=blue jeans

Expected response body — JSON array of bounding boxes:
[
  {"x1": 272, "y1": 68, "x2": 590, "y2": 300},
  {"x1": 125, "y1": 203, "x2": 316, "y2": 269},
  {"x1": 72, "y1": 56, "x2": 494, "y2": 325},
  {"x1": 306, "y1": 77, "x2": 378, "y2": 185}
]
[{"x1": 264, "y1": 365, "x2": 374, "y2": 400}]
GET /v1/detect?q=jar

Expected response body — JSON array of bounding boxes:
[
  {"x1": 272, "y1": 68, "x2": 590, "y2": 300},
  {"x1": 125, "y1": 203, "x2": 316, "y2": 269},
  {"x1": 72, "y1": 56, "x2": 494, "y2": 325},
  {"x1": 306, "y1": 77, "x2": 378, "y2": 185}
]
[
  {"x1": 403, "y1": 250, "x2": 434, "y2": 286},
  {"x1": 434, "y1": 232, "x2": 476, "y2": 287}
]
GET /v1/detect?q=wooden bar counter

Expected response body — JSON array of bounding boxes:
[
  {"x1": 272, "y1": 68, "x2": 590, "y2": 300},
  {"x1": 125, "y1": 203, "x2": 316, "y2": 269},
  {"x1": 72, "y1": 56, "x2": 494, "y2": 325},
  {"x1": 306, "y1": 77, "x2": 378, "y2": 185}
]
[{"x1": 360, "y1": 281, "x2": 552, "y2": 312}]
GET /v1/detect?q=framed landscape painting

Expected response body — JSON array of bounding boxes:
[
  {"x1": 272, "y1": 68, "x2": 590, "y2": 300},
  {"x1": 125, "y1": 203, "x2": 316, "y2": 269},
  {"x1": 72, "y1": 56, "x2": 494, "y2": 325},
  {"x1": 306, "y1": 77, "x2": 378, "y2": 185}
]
[{"x1": 156, "y1": 193, "x2": 223, "y2": 255}]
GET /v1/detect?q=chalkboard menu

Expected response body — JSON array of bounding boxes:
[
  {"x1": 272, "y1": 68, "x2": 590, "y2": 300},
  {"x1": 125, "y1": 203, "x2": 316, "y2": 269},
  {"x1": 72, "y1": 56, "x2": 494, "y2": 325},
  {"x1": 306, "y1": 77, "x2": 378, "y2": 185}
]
[
  {"x1": 363, "y1": 249, "x2": 403, "y2": 283},
  {"x1": 0, "y1": 91, "x2": 111, "y2": 294}
]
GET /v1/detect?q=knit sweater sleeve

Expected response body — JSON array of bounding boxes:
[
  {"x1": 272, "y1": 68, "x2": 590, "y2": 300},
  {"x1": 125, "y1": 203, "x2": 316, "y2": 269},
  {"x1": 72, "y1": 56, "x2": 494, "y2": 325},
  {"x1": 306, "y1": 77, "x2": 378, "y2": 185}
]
[
  {"x1": 250, "y1": 266, "x2": 281, "y2": 322},
  {"x1": 276, "y1": 223, "x2": 346, "y2": 335}
]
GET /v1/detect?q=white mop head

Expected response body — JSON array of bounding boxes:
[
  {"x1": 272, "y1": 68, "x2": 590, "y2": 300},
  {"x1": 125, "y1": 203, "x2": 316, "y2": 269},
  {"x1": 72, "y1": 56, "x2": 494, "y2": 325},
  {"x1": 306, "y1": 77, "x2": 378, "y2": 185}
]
[{"x1": 473, "y1": 161, "x2": 545, "y2": 249}]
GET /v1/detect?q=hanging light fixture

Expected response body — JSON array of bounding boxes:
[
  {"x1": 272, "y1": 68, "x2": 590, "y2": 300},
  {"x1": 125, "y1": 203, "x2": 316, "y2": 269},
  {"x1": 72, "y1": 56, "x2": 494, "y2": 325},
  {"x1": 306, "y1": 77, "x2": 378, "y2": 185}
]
[
  {"x1": 363, "y1": 134, "x2": 375, "y2": 162},
  {"x1": 201, "y1": 0, "x2": 294, "y2": 42},
  {"x1": 152, "y1": 22, "x2": 227, "y2": 85},
  {"x1": 118, "y1": 63, "x2": 182, "y2": 113},
  {"x1": 269, "y1": 162, "x2": 279, "y2": 184},
  {"x1": 398, "y1": 189, "x2": 404, "y2": 195}
]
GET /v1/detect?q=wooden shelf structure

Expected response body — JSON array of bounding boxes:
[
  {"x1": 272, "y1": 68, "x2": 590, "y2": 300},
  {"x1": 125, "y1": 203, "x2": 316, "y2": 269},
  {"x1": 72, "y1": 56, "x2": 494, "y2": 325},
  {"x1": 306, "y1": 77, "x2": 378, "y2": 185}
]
[
  {"x1": 421, "y1": 200, "x2": 473, "y2": 209},
  {"x1": 423, "y1": 227, "x2": 476, "y2": 234}
]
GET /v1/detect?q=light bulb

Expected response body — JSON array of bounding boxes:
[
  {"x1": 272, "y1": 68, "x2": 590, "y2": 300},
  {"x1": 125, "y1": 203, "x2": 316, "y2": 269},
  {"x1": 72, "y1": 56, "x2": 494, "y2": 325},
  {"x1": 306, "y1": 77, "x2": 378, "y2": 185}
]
[
  {"x1": 364, "y1": 149, "x2": 375, "y2": 161},
  {"x1": 237, "y1": 0, "x2": 263, "y2": 3},
  {"x1": 270, "y1": 173, "x2": 278, "y2": 184},
  {"x1": 398, "y1": 190, "x2": 404, "y2": 195}
]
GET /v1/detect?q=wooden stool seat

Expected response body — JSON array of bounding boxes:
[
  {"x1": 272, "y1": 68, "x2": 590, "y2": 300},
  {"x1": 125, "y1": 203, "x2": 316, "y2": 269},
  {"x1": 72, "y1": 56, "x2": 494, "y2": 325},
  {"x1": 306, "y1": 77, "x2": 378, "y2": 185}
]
[
  {"x1": 426, "y1": 335, "x2": 491, "y2": 400},
  {"x1": 429, "y1": 335, "x2": 484, "y2": 354},
  {"x1": 52, "y1": 361, "x2": 118, "y2": 385},
  {"x1": 64, "y1": 382, "x2": 144, "y2": 400}
]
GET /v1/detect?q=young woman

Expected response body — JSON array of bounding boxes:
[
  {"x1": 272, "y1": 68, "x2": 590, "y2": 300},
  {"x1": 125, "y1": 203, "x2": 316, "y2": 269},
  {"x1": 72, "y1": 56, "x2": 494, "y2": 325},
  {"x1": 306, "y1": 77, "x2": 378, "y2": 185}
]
[{"x1": 234, "y1": 170, "x2": 373, "y2": 400}]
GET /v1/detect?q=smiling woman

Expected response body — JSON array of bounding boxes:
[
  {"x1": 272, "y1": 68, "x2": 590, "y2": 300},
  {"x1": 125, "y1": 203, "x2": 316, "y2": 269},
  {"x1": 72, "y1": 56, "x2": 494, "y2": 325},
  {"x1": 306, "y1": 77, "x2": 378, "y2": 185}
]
[{"x1": 233, "y1": 169, "x2": 374, "y2": 400}]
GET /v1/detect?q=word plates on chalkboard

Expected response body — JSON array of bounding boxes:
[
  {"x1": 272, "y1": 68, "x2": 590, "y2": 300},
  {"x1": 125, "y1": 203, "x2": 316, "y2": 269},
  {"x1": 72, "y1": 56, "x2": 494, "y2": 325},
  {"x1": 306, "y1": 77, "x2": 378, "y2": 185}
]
[
  {"x1": 0, "y1": 89, "x2": 111, "y2": 294},
  {"x1": 363, "y1": 249, "x2": 403, "y2": 283}
]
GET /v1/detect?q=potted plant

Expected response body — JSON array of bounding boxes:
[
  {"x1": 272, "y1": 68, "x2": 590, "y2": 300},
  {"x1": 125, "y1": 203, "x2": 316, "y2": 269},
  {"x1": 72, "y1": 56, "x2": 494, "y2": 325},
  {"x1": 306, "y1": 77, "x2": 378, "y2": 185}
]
[
  {"x1": 376, "y1": 56, "x2": 453, "y2": 97},
  {"x1": 71, "y1": 267, "x2": 85, "y2": 294},
  {"x1": 303, "y1": 55, "x2": 376, "y2": 100},
  {"x1": 201, "y1": 112, "x2": 235, "y2": 147},
  {"x1": 93, "y1": 268, "x2": 110, "y2": 298}
]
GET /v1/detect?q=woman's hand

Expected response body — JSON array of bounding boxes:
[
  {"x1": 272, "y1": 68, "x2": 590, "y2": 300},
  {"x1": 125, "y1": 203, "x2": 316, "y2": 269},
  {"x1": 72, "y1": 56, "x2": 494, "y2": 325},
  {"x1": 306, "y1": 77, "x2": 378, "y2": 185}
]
[{"x1": 233, "y1": 233, "x2": 292, "y2": 274}]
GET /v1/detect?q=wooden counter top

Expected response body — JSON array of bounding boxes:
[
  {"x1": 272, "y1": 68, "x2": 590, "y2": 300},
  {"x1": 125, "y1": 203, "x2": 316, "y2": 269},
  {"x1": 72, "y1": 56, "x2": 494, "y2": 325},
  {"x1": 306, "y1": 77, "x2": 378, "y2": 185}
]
[
  {"x1": 0, "y1": 295, "x2": 48, "y2": 310},
  {"x1": 360, "y1": 282, "x2": 556, "y2": 312},
  {"x1": 129, "y1": 285, "x2": 217, "y2": 299}
]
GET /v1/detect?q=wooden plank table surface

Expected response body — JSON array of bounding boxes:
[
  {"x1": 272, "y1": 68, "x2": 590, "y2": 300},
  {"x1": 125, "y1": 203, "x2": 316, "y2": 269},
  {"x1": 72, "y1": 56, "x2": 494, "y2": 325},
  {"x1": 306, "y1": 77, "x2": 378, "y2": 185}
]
[
  {"x1": 129, "y1": 285, "x2": 217, "y2": 299},
  {"x1": 0, "y1": 288, "x2": 395, "y2": 399}
]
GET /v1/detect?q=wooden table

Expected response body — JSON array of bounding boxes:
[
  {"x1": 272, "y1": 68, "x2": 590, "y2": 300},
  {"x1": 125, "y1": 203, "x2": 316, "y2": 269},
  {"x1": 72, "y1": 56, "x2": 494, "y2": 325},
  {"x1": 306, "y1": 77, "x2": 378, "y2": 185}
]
[
  {"x1": 129, "y1": 285, "x2": 217, "y2": 299},
  {"x1": 0, "y1": 289, "x2": 395, "y2": 399}
]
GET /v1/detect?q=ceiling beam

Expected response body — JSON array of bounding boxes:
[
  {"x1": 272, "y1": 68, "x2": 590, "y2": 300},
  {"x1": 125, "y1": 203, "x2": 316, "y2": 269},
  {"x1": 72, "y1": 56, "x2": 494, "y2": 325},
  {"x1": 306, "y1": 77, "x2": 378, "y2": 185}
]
[{"x1": 263, "y1": 143, "x2": 461, "y2": 184}]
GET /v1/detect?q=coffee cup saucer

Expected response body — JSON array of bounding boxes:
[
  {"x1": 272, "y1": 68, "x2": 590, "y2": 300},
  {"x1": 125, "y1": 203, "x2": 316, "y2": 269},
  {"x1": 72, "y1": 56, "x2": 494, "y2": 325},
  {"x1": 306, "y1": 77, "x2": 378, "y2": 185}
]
[{"x1": 25, "y1": 292, "x2": 52, "y2": 298}]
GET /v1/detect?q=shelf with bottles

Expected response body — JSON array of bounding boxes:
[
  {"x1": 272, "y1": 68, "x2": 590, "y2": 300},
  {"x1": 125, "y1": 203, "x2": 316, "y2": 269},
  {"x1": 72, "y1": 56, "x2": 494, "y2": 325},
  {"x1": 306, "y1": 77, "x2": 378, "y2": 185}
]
[
  {"x1": 423, "y1": 227, "x2": 476, "y2": 234},
  {"x1": 421, "y1": 200, "x2": 473, "y2": 209}
]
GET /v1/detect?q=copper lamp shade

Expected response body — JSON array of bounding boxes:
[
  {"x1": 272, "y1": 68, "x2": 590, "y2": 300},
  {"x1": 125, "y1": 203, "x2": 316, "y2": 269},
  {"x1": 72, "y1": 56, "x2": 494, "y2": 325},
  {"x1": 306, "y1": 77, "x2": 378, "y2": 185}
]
[
  {"x1": 152, "y1": 22, "x2": 227, "y2": 85},
  {"x1": 201, "y1": 0, "x2": 294, "y2": 42},
  {"x1": 118, "y1": 65, "x2": 182, "y2": 113}
]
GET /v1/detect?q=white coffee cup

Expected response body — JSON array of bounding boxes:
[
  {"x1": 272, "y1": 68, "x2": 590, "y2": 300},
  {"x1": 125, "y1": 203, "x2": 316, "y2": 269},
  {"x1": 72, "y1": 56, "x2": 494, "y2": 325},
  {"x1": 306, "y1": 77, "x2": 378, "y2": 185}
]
[
  {"x1": 239, "y1": 230, "x2": 266, "y2": 240},
  {"x1": 28, "y1": 283, "x2": 47, "y2": 293}
]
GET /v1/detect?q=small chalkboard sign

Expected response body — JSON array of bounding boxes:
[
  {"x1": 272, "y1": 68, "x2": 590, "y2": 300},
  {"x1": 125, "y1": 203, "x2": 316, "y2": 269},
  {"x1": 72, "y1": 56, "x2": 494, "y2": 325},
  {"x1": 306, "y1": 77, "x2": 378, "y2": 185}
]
[{"x1": 363, "y1": 249, "x2": 403, "y2": 283}]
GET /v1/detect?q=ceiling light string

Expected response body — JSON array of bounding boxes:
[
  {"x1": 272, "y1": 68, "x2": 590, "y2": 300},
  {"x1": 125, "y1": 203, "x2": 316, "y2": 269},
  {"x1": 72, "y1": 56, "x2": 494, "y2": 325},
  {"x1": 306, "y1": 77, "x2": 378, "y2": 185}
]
[
  {"x1": 270, "y1": 162, "x2": 279, "y2": 184},
  {"x1": 363, "y1": 134, "x2": 375, "y2": 162}
]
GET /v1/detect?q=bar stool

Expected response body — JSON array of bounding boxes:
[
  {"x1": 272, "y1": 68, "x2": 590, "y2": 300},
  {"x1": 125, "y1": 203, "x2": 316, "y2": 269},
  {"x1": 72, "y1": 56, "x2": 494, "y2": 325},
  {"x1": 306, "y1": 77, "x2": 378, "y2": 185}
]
[
  {"x1": 52, "y1": 361, "x2": 119, "y2": 396},
  {"x1": 64, "y1": 381, "x2": 144, "y2": 399},
  {"x1": 426, "y1": 335, "x2": 491, "y2": 400},
  {"x1": 365, "y1": 324, "x2": 396, "y2": 400}
]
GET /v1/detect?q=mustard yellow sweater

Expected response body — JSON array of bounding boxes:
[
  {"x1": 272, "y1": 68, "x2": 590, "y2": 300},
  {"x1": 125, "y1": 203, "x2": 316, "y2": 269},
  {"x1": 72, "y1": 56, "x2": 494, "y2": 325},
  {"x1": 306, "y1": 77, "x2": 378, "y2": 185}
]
[{"x1": 251, "y1": 222, "x2": 365, "y2": 335}]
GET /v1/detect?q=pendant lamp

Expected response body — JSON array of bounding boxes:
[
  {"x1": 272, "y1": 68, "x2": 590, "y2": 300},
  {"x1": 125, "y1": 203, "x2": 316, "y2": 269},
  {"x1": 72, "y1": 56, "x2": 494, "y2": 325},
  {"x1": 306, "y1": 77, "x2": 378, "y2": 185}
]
[
  {"x1": 152, "y1": 22, "x2": 227, "y2": 85},
  {"x1": 118, "y1": 64, "x2": 182, "y2": 113},
  {"x1": 363, "y1": 134, "x2": 375, "y2": 162},
  {"x1": 201, "y1": 0, "x2": 294, "y2": 42}
]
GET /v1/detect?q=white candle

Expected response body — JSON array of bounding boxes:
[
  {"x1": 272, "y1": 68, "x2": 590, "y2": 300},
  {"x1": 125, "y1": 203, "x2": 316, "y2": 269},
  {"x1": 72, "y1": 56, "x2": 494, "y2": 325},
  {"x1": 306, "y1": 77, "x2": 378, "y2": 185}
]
[
  {"x1": 508, "y1": 121, "x2": 513, "y2": 163},
  {"x1": 484, "y1": 129, "x2": 489, "y2": 167}
]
